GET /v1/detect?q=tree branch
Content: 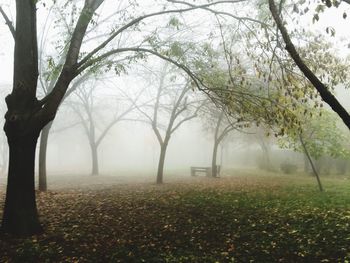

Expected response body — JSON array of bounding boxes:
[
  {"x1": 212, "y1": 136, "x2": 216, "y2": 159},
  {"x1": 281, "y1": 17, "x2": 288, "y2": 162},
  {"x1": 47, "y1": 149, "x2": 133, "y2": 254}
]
[
  {"x1": 0, "y1": 5, "x2": 15, "y2": 39},
  {"x1": 167, "y1": 0, "x2": 267, "y2": 26},
  {"x1": 76, "y1": 0, "x2": 245, "y2": 69},
  {"x1": 75, "y1": 47, "x2": 204, "y2": 92},
  {"x1": 95, "y1": 103, "x2": 137, "y2": 146},
  {"x1": 38, "y1": 0, "x2": 105, "y2": 121},
  {"x1": 217, "y1": 123, "x2": 237, "y2": 143},
  {"x1": 269, "y1": 0, "x2": 350, "y2": 130}
]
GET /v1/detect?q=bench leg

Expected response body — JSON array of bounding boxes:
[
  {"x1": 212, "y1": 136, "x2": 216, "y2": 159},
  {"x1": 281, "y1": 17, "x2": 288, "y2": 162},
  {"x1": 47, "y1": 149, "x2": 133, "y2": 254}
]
[{"x1": 191, "y1": 168, "x2": 195, "y2": 176}]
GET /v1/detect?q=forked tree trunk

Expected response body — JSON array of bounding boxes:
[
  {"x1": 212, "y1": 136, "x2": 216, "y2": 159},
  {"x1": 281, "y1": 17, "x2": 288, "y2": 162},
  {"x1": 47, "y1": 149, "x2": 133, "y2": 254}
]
[
  {"x1": 0, "y1": 0, "x2": 45, "y2": 235},
  {"x1": 38, "y1": 122, "x2": 53, "y2": 191},
  {"x1": 1, "y1": 0, "x2": 104, "y2": 236},
  {"x1": 156, "y1": 144, "x2": 168, "y2": 184},
  {"x1": 90, "y1": 143, "x2": 99, "y2": 176},
  {"x1": 1, "y1": 130, "x2": 43, "y2": 235},
  {"x1": 212, "y1": 140, "x2": 219, "y2": 178}
]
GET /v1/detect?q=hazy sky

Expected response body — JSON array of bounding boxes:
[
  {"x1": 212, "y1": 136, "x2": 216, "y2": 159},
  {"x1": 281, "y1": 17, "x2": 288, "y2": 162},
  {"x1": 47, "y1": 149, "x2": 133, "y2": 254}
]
[
  {"x1": 1, "y1": 0, "x2": 349, "y2": 84},
  {"x1": 0, "y1": 1, "x2": 349, "y2": 176}
]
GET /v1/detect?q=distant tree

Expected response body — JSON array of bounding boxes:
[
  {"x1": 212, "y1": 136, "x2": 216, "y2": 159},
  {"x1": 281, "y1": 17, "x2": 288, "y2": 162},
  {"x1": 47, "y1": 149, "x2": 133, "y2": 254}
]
[
  {"x1": 251, "y1": 127, "x2": 275, "y2": 171},
  {"x1": 36, "y1": 2, "x2": 114, "y2": 191},
  {"x1": 279, "y1": 109, "x2": 350, "y2": 191},
  {"x1": 69, "y1": 81, "x2": 137, "y2": 176},
  {"x1": 201, "y1": 103, "x2": 245, "y2": 177},
  {"x1": 0, "y1": 0, "x2": 244, "y2": 235},
  {"x1": 134, "y1": 63, "x2": 206, "y2": 184}
]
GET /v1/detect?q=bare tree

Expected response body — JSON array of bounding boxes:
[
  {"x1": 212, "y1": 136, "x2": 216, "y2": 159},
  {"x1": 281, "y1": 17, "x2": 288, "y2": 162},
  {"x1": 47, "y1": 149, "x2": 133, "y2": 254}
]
[
  {"x1": 0, "y1": 0, "x2": 244, "y2": 235},
  {"x1": 201, "y1": 103, "x2": 243, "y2": 177},
  {"x1": 133, "y1": 63, "x2": 206, "y2": 184},
  {"x1": 69, "y1": 81, "x2": 137, "y2": 176},
  {"x1": 36, "y1": 2, "x2": 127, "y2": 191}
]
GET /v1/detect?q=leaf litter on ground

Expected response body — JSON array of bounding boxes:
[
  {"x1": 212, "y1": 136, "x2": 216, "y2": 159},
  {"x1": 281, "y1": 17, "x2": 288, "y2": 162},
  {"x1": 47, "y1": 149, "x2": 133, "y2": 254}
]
[{"x1": 0, "y1": 174, "x2": 350, "y2": 262}]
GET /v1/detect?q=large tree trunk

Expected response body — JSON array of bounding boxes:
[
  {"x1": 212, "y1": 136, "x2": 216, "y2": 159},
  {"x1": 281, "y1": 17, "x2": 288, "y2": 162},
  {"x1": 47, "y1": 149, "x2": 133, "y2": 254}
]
[
  {"x1": 1, "y1": 0, "x2": 103, "y2": 236},
  {"x1": 38, "y1": 122, "x2": 53, "y2": 191},
  {"x1": 0, "y1": 0, "x2": 44, "y2": 235},
  {"x1": 156, "y1": 144, "x2": 168, "y2": 184},
  {"x1": 90, "y1": 143, "x2": 99, "y2": 176},
  {"x1": 1, "y1": 130, "x2": 43, "y2": 235},
  {"x1": 211, "y1": 140, "x2": 219, "y2": 178}
]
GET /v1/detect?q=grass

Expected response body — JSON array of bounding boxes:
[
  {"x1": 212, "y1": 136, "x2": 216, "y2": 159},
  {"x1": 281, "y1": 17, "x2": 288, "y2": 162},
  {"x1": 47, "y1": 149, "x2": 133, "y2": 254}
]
[{"x1": 0, "y1": 173, "x2": 350, "y2": 262}]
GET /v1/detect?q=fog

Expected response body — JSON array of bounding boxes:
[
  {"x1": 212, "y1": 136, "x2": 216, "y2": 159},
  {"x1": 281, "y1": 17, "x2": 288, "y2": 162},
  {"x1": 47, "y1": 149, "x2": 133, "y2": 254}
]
[
  {"x1": 0, "y1": 81, "x2": 309, "y2": 184},
  {"x1": 0, "y1": 0, "x2": 350, "y2": 188},
  {"x1": 3, "y1": 1, "x2": 350, "y2": 261}
]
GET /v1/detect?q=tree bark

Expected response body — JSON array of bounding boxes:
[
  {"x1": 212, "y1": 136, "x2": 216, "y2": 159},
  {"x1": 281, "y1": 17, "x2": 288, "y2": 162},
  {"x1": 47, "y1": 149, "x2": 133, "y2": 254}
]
[
  {"x1": 212, "y1": 140, "x2": 219, "y2": 178},
  {"x1": 260, "y1": 140, "x2": 273, "y2": 171},
  {"x1": 303, "y1": 153, "x2": 310, "y2": 174},
  {"x1": 90, "y1": 143, "x2": 99, "y2": 176},
  {"x1": 212, "y1": 112, "x2": 224, "y2": 178},
  {"x1": 1, "y1": 0, "x2": 105, "y2": 236},
  {"x1": 0, "y1": 0, "x2": 45, "y2": 236},
  {"x1": 1, "y1": 130, "x2": 43, "y2": 235},
  {"x1": 299, "y1": 134, "x2": 323, "y2": 192},
  {"x1": 156, "y1": 143, "x2": 168, "y2": 184},
  {"x1": 38, "y1": 122, "x2": 53, "y2": 191},
  {"x1": 269, "y1": 0, "x2": 350, "y2": 130}
]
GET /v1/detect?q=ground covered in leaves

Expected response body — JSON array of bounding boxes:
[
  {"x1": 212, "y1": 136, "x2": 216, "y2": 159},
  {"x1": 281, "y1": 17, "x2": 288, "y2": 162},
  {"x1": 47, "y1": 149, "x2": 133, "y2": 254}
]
[{"x1": 0, "y1": 173, "x2": 350, "y2": 262}]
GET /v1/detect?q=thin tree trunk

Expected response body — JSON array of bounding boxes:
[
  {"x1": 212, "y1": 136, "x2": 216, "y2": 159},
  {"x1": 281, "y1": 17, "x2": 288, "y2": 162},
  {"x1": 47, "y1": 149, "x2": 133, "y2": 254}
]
[
  {"x1": 303, "y1": 153, "x2": 310, "y2": 174},
  {"x1": 156, "y1": 144, "x2": 167, "y2": 184},
  {"x1": 90, "y1": 143, "x2": 99, "y2": 176},
  {"x1": 1, "y1": 131, "x2": 43, "y2": 235},
  {"x1": 212, "y1": 112, "x2": 224, "y2": 178},
  {"x1": 212, "y1": 140, "x2": 219, "y2": 178},
  {"x1": 220, "y1": 144, "x2": 224, "y2": 167},
  {"x1": 299, "y1": 134, "x2": 323, "y2": 192},
  {"x1": 260, "y1": 139, "x2": 272, "y2": 171},
  {"x1": 38, "y1": 121, "x2": 53, "y2": 191}
]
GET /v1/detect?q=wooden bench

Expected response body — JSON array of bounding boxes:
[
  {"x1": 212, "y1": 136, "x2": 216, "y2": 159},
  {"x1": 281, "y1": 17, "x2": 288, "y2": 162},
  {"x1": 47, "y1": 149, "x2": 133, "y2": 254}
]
[
  {"x1": 190, "y1": 165, "x2": 221, "y2": 177},
  {"x1": 191, "y1": 167, "x2": 212, "y2": 177}
]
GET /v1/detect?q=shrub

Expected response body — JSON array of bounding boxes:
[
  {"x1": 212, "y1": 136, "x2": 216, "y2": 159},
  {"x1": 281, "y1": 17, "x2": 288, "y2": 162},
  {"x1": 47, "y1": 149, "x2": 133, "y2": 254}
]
[{"x1": 280, "y1": 162, "x2": 297, "y2": 174}]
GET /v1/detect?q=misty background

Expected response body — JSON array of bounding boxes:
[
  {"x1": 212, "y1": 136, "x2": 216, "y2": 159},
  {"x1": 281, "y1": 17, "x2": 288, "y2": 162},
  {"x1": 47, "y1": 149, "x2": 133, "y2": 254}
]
[{"x1": 0, "y1": 0, "x2": 349, "y2": 185}]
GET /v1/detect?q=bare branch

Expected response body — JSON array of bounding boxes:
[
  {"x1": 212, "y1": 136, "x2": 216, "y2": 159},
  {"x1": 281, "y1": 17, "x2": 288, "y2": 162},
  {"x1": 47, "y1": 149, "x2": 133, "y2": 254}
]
[
  {"x1": 75, "y1": 47, "x2": 204, "y2": 92},
  {"x1": 77, "y1": 0, "x2": 246, "y2": 69},
  {"x1": 217, "y1": 122, "x2": 238, "y2": 143},
  {"x1": 50, "y1": 121, "x2": 82, "y2": 134},
  {"x1": 170, "y1": 113, "x2": 197, "y2": 133},
  {"x1": 38, "y1": 0, "x2": 105, "y2": 120},
  {"x1": 167, "y1": 0, "x2": 267, "y2": 26},
  {"x1": 0, "y1": 5, "x2": 15, "y2": 39},
  {"x1": 68, "y1": 103, "x2": 90, "y2": 137},
  {"x1": 95, "y1": 101, "x2": 139, "y2": 146}
]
